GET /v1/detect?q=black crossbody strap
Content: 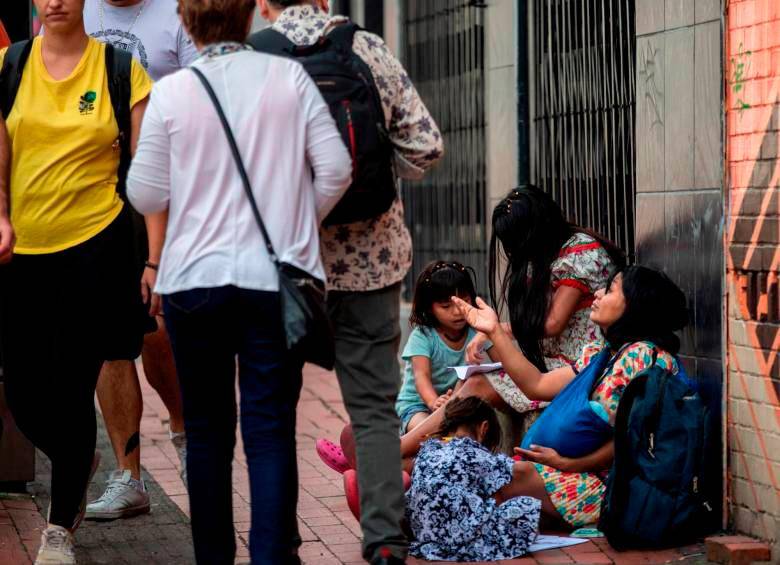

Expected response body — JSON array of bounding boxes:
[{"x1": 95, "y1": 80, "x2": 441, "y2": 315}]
[{"x1": 189, "y1": 66, "x2": 279, "y2": 267}]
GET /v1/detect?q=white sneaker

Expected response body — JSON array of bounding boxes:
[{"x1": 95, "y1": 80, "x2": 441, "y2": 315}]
[
  {"x1": 35, "y1": 525, "x2": 76, "y2": 564},
  {"x1": 170, "y1": 431, "x2": 187, "y2": 485},
  {"x1": 84, "y1": 470, "x2": 150, "y2": 520}
]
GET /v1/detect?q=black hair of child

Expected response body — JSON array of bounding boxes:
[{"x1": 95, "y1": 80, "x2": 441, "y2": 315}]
[
  {"x1": 433, "y1": 396, "x2": 502, "y2": 452},
  {"x1": 409, "y1": 261, "x2": 478, "y2": 328}
]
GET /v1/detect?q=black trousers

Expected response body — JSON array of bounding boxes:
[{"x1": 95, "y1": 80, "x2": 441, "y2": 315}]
[{"x1": 0, "y1": 208, "x2": 142, "y2": 528}]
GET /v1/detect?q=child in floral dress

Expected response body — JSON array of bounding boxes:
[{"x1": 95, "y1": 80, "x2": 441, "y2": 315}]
[
  {"x1": 467, "y1": 187, "x2": 624, "y2": 415},
  {"x1": 406, "y1": 397, "x2": 541, "y2": 561}
]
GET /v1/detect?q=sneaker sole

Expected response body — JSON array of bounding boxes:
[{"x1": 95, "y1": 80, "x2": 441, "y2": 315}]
[
  {"x1": 35, "y1": 554, "x2": 76, "y2": 565},
  {"x1": 84, "y1": 503, "x2": 151, "y2": 521}
]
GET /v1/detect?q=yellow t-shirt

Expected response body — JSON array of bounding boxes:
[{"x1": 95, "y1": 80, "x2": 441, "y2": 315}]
[{"x1": 0, "y1": 37, "x2": 152, "y2": 254}]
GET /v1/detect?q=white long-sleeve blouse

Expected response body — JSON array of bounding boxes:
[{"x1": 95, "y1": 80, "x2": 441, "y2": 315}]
[{"x1": 127, "y1": 49, "x2": 352, "y2": 295}]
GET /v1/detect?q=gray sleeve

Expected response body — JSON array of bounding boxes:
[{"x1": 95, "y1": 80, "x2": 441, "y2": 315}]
[{"x1": 176, "y1": 25, "x2": 199, "y2": 67}]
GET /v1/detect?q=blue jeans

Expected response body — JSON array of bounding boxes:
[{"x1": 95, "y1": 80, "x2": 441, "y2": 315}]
[{"x1": 163, "y1": 286, "x2": 303, "y2": 564}]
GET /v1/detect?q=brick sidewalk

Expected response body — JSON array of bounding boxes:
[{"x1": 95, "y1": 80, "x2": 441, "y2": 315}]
[
  {"x1": 1, "y1": 363, "x2": 711, "y2": 564},
  {"x1": 141, "y1": 364, "x2": 711, "y2": 565}
]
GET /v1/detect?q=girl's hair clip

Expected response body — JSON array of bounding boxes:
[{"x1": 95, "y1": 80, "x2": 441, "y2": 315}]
[{"x1": 430, "y1": 261, "x2": 466, "y2": 276}]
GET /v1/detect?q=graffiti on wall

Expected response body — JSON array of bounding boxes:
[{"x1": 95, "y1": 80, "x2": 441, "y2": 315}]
[{"x1": 726, "y1": 44, "x2": 780, "y2": 539}]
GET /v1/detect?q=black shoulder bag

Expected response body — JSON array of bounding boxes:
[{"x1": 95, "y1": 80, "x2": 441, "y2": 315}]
[{"x1": 189, "y1": 66, "x2": 335, "y2": 370}]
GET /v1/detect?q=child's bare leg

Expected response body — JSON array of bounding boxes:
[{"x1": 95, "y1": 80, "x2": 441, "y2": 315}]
[
  {"x1": 404, "y1": 412, "x2": 430, "y2": 432},
  {"x1": 402, "y1": 456, "x2": 415, "y2": 475},
  {"x1": 399, "y1": 374, "x2": 507, "y2": 458},
  {"x1": 496, "y1": 461, "x2": 559, "y2": 517}
]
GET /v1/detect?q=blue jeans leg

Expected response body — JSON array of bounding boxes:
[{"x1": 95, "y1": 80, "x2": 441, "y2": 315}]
[
  {"x1": 164, "y1": 286, "x2": 303, "y2": 564},
  {"x1": 164, "y1": 287, "x2": 238, "y2": 564},
  {"x1": 235, "y1": 288, "x2": 303, "y2": 563}
]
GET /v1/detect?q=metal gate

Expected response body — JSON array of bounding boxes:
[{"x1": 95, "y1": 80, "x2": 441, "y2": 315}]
[
  {"x1": 528, "y1": 0, "x2": 636, "y2": 257},
  {"x1": 401, "y1": 0, "x2": 488, "y2": 299}
]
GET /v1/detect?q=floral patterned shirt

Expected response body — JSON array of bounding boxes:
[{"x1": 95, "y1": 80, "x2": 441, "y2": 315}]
[
  {"x1": 407, "y1": 437, "x2": 540, "y2": 561},
  {"x1": 542, "y1": 232, "x2": 616, "y2": 368},
  {"x1": 575, "y1": 341, "x2": 680, "y2": 426},
  {"x1": 272, "y1": 6, "x2": 444, "y2": 291}
]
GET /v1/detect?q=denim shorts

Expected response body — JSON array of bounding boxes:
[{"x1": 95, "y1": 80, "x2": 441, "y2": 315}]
[{"x1": 397, "y1": 403, "x2": 431, "y2": 435}]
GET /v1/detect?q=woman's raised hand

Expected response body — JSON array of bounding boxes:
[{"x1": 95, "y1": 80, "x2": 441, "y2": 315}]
[{"x1": 452, "y1": 296, "x2": 499, "y2": 335}]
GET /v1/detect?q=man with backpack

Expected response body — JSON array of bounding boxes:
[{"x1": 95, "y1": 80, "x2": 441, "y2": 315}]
[
  {"x1": 78, "y1": 0, "x2": 198, "y2": 522},
  {"x1": 250, "y1": 2, "x2": 443, "y2": 564}
]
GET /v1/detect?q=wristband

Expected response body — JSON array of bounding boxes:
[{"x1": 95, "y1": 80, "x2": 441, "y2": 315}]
[{"x1": 144, "y1": 260, "x2": 159, "y2": 271}]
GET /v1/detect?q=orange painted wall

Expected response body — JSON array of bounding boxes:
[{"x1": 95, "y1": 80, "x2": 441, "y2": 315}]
[{"x1": 725, "y1": 0, "x2": 780, "y2": 554}]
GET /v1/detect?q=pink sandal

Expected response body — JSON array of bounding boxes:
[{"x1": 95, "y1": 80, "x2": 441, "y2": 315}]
[{"x1": 316, "y1": 438, "x2": 351, "y2": 474}]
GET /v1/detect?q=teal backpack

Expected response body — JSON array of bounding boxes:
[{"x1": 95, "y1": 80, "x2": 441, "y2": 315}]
[{"x1": 598, "y1": 356, "x2": 719, "y2": 549}]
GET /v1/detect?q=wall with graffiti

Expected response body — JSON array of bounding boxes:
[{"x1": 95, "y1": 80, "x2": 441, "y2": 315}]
[{"x1": 726, "y1": 0, "x2": 780, "y2": 554}]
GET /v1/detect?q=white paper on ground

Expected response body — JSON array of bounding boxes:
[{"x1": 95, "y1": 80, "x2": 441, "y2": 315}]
[
  {"x1": 447, "y1": 362, "x2": 503, "y2": 381},
  {"x1": 529, "y1": 534, "x2": 589, "y2": 553}
]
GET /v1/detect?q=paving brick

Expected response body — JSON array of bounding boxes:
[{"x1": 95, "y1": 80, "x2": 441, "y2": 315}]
[
  {"x1": 5, "y1": 361, "x2": 722, "y2": 565},
  {"x1": 706, "y1": 535, "x2": 772, "y2": 564}
]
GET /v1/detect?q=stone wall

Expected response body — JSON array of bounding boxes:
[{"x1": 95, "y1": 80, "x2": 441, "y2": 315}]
[{"x1": 633, "y1": 0, "x2": 726, "y2": 518}]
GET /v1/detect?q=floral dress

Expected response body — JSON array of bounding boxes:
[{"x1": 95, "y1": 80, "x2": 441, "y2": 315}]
[
  {"x1": 534, "y1": 341, "x2": 679, "y2": 527},
  {"x1": 486, "y1": 232, "x2": 616, "y2": 412},
  {"x1": 406, "y1": 437, "x2": 541, "y2": 561}
]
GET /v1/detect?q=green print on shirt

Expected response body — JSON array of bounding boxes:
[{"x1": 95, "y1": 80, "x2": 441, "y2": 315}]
[{"x1": 79, "y1": 91, "x2": 97, "y2": 115}]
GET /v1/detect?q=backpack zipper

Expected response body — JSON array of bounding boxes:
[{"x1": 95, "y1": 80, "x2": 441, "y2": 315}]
[{"x1": 342, "y1": 100, "x2": 358, "y2": 176}]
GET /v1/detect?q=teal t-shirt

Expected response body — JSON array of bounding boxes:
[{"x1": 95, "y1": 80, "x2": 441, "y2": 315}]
[{"x1": 395, "y1": 326, "x2": 478, "y2": 415}]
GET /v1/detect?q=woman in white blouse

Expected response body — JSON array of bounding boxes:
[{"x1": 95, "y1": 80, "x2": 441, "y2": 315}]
[{"x1": 126, "y1": 1, "x2": 351, "y2": 563}]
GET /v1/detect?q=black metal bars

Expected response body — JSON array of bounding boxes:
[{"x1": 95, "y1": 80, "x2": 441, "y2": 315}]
[
  {"x1": 400, "y1": 0, "x2": 488, "y2": 299},
  {"x1": 529, "y1": 0, "x2": 636, "y2": 258}
]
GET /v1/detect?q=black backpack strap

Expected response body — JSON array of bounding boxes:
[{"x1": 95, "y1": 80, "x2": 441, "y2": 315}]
[
  {"x1": 247, "y1": 28, "x2": 297, "y2": 56},
  {"x1": 105, "y1": 44, "x2": 133, "y2": 196},
  {"x1": 325, "y1": 21, "x2": 360, "y2": 51},
  {"x1": 0, "y1": 40, "x2": 34, "y2": 119}
]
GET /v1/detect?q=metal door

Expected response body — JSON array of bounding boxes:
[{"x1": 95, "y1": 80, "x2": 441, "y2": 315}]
[
  {"x1": 400, "y1": 0, "x2": 488, "y2": 298},
  {"x1": 527, "y1": 0, "x2": 636, "y2": 257}
]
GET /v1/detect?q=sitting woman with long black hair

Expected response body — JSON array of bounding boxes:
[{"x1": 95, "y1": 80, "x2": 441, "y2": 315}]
[
  {"x1": 464, "y1": 185, "x2": 625, "y2": 415},
  {"x1": 449, "y1": 265, "x2": 689, "y2": 527}
]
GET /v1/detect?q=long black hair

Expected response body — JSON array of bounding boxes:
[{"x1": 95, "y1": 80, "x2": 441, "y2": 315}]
[
  {"x1": 604, "y1": 266, "x2": 689, "y2": 355},
  {"x1": 410, "y1": 261, "x2": 478, "y2": 328},
  {"x1": 488, "y1": 186, "x2": 625, "y2": 370},
  {"x1": 432, "y1": 396, "x2": 502, "y2": 452}
]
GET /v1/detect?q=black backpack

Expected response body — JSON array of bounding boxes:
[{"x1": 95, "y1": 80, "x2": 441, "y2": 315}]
[
  {"x1": 0, "y1": 40, "x2": 133, "y2": 196},
  {"x1": 598, "y1": 353, "x2": 719, "y2": 549},
  {"x1": 248, "y1": 23, "x2": 397, "y2": 226}
]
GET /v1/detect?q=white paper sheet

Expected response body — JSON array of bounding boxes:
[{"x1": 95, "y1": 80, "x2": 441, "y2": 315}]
[
  {"x1": 529, "y1": 534, "x2": 589, "y2": 553},
  {"x1": 447, "y1": 362, "x2": 503, "y2": 380}
]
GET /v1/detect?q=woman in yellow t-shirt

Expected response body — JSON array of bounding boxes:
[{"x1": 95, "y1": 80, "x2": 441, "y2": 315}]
[{"x1": 0, "y1": 1, "x2": 151, "y2": 562}]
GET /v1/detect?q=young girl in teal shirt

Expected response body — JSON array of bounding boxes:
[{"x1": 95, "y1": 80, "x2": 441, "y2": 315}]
[{"x1": 395, "y1": 261, "x2": 482, "y2": 432}]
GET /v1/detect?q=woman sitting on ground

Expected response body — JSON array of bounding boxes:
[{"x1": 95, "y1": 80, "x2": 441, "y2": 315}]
[
  {"x1": 464, "y1": 185, "x2": 625, "y2": 416},
  {"x1": 447, "y1": 265, "x2": 689, "y2": 528}
]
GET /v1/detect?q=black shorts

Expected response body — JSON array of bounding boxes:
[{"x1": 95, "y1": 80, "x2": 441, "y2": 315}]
[{"x1": 1, "y1": 207, "x2": 151, "y2": 362}]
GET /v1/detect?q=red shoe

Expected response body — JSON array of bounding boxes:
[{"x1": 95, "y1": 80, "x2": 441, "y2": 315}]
[
  {"x1": 343, "y1": 469, "x2": 412, "y2": 522},
  {"x1": 339, "y1": 424, "x2": 358, "y2": 470},
  {"x1": 343, "y1": 469, "x2": 361, "y2": 520},
  {"x1": 316, "y1": 438, "x2": 351, "y2": 474}
]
